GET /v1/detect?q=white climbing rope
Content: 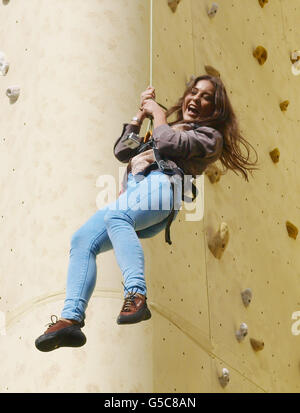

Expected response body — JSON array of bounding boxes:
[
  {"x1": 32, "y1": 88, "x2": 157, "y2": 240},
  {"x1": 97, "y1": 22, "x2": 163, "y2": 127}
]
[
  {"x1": 145, "y1": 0, "x2": 153, "y2": 134},
  {"x1": 150, "y1": 0, "x2": 153, "y2": 87}
]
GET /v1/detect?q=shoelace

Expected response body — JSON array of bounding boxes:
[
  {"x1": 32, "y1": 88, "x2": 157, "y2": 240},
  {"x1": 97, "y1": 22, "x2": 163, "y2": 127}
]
[
  {"x1": 121, "y1": 282, "x2": 140, "y2": 312},
  {"x1": 45, "y1": 314, "x2": 59, "y2": 328}
]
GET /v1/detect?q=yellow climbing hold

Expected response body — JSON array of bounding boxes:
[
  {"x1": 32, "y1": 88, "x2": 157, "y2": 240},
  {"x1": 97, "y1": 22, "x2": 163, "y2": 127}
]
[
  {"x1": 253, "y1": 46, "x2": 268, "y2": 65},
  {"x1": 269, "y1": 148, "x2": 280, "y2": 163},
  {"x1": 168, "y1": 0, "x2": 181, "y2": 13},
  {"x1": 205, "y1": 163, "x2": 223, "y2": 183},
  {"x1": 286, "y1": 221, "x2": 298, "y2": 240},
  {"x1": 208, "y1": 222, "x2": 229, "y2": 259},
  {"x1": 258, "y1": 0, "x2": 269, "y2": 8},
  {"x1": 250, "y1": 338, "x2": 264, "y2": 352},
  {"x1": 280, "y1": 100, "x2": 289, "y2": 112},
  {"x1": 205, "y1": 65, "x2": 220, "y2": 78}
]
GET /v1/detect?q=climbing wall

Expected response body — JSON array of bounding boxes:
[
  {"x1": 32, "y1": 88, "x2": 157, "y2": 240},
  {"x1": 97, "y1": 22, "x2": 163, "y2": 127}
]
[
  {"x1": 148, "y1": 0, "x2": 300, "y2": 392},
  {"x1": 0, "y1": 0, "x2": 300, "y2": 393}
]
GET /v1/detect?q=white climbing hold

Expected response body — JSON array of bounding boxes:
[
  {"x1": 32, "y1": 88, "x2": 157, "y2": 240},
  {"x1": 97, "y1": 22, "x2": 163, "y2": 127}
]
[
  {"x1": 208, "y1": 3, "x2": 219, "y2": 18},
  {"x1": 6, "y1": 85, "x2": 20, "y2": 102},
  {"x1": 0, "y1": 61, "x2": 9, "y2": 76},
  {"x1": 290, "y1": 51, "x2": 300, "y2": 75},
  {"x1": 241, "y1": 288, "x2": 252, "y2": 307},
  {"x1": 292, "y1": 60, "x2": 300, "y2": 76},
  {"x1": 235, "y1": 322, "x2": 248, "y2": 342},
  {"x1": 0, "y1": 51, "x2": 9, "y2": 76},
  {"x1": 208, "y1": 222, "x2": 229, "y2": 259},
  {"x1": 218, "y1": 368, "x2": 230, "y2": 387}
]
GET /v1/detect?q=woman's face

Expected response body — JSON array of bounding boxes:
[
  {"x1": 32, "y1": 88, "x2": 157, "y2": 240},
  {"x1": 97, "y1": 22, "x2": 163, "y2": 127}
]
[{"x1": 182, "y1": 79, "x2": 215, "y2": 122}]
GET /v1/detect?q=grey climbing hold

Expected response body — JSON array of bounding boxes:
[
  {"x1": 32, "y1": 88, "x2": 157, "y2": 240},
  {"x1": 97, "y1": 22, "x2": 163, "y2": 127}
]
[
  {"x1": 0, "y1": 51, "x2": 9, "y2": 76},
  {"x1": 291, "y1": 51, "x2": 300, "y2": 75},
  {"x1": 208, "y1": 3, "x2": 219, "y2": 18},
  {"x1": 235, "y1": 322, "x2": 248, "y2": 342},
  {"x1": 218, "y1": 368, "x2": 229, "y2": 387},
  {"x1": 6, "y1": 85, "x2": 20, "y2": 102}
]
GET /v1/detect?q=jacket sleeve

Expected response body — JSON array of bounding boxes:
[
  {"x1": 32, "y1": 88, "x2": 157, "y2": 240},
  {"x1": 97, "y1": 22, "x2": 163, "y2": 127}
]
[
  {"x1": 152, "y1": 124, "x2": 223, "y2": 161},
  {"x1": 113, "y1": 123, "x2": 144, "y2": 163}
]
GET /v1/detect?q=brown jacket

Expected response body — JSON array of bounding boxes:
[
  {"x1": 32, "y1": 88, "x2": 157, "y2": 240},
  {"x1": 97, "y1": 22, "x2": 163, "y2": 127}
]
[{"x1": 113, "y1": 121, "x2": 223, "y2": 193}]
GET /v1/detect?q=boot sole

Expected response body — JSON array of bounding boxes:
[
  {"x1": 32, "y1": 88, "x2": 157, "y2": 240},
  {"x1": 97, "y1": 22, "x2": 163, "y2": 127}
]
[
  {"x1": 117, "y1": 306, "x2": 152, "y2": 325},
  {"x1": 35, "y1": 326, "x2": 86, "y2": 352}
]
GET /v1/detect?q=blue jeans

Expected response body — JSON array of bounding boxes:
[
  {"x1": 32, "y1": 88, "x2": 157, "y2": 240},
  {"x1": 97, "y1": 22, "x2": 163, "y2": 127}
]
[{"x1": 61, "y1": 170, "x2": 180, "y2": 323}]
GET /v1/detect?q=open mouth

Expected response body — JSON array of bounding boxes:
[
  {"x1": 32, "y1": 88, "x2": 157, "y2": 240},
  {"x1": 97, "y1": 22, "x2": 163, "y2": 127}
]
[{"x1": 186, "y1": 105, "x2": 199, "y2": 116}]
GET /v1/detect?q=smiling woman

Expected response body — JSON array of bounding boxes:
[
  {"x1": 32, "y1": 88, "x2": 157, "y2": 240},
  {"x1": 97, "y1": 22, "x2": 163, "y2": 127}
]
[
  {"x1": 34, "y1": 74, "x2": 259, "y2": 353},
  {"x1": 165, "y1": 74, "x2": 260, "y2": 181}
]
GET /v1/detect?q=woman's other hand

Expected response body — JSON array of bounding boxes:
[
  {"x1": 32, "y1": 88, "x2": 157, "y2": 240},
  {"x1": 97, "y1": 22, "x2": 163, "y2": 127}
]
[
  {"x1": 139, "y1": 86, "x2": 158, "y2": 118},
  {"x1": 140, "y1": 86, "x2": 156, "y2": 108},
  {"x1": 141, "y1": 99, "x2": 163, "y2": 118},
  {"x1": 130, "y1": 149, "x2": 156, "y2": 175}
]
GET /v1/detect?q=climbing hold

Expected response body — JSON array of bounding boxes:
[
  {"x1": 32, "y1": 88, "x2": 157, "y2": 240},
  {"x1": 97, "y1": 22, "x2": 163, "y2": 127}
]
[
  {"x1": 291, "y1": 51, "x2": 300, "y2": 76},
  {"x1": 218, "y1": 368, "x2": 230, "y2": 388},
  {"x1": 286, "y1": 221, "x2": 298, "y2": 240},
  {"x1": 0, "y1": 61, "x2": 9, "y2": 76},
  {"x1": 253, "y1": 46, "x2": 268, "y2": 65},
  {"x1": 279, "y1": 100, "x2": 289, "y2": 112},
  {"x1": 208, "y1": 3, "x2": 219, "y2": 18},
  {"x1": 0, "y1": 51, "x2": 9, "y2": 76},
  {"x1": 241, "y1": 288, "x2": 252, "y2": 307},
  {"x1": 208, "y1": 222, "x2": 229, "y2": 259},
  {"x1": 186, "y1": 75, "x2": 196, "y2": 88},
  {"x1": 250, "y1": 338, "x2": 264, "y2": 352},
  {"x1": 236, "y1": 323, "x2": 248, "y2": 342},
  {"x1": 168, "y1": 0, "x2": 181, "y2": 13},
  {"x1": 292, "y1": 60, "x2": 300, "y2": 76},
  {"x1": 205, "y1": 163, "x2": 223, "y2": 183},
  {"x1": 204, "y1": 65, "x2": 220, "y2": 78},
  {"x1": 6, "y1": 85, "x2": 20, "y2": 103},
  {"x1": 269, "y1": 148, "x2": 280, "y2": 163},
  {"x1": 290, "y1": 50, "x2": 300, "y2": 76},
  {"x1": 258, "y1": 0, "x2": 269, "y2": 8}
]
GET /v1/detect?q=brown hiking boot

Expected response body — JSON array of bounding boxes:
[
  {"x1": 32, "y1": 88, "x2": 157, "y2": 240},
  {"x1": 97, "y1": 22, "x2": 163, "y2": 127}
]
[
  {"x1": 35, "y1": 315, "x2": 86, "y2": 352},
  {"x1": 117, "y1": 291, "x2": 151, "y2": 325}
]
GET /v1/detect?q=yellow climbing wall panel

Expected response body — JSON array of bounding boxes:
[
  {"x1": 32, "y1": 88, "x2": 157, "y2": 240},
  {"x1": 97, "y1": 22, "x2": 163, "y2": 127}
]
[{"x1": 0, "y1": 0, "x2": 300, "y2": 393}]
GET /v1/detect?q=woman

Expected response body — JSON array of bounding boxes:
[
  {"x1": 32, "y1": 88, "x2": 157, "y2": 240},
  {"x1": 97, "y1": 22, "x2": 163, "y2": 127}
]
[{"x1": 35, "y1": 75, "x2": 259, "y2": 352}]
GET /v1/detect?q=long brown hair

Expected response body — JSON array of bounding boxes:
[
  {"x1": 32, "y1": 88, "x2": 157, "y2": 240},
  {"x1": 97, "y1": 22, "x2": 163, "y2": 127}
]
[{"x1": 165, "y1": 75, "x2": 260, "y2": 181}]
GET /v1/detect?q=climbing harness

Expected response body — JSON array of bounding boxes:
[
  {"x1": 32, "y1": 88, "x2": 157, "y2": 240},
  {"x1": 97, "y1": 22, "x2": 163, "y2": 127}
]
[
  {"x1": 129, "y1": 0, "x2": 198, "y2": 244},
  {"x1": 133, "y1": 117, "x2": 199, "y2": 245}
]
